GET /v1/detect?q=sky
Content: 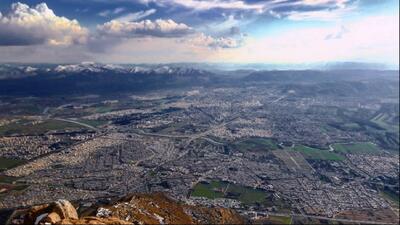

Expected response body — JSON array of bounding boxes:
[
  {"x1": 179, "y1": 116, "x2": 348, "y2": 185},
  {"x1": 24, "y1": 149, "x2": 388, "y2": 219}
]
[{"x1": 0, "y1": 0, "x2": 398, "y2": 65}]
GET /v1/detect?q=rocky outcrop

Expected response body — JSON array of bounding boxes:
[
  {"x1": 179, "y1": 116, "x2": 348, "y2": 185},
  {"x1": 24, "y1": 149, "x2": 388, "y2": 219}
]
[
  {"x1": 55, "y1": 217, "x2": 131, "y2": 225},
  {"x1": 7, "y1": 193, "x2": 246, "y2": 225},
  {"x1": 18, "y1": 199, "x2": 123, "y2": 225},
  {"x1": 105, "y1": 193, "x2": 245, "y2": 224},
  {"x1": 7, "y1": 199, "x2": 128, "y2": 225},
  {"x1": 51, "y1": 199, "x2": 78, "y2": 221}
]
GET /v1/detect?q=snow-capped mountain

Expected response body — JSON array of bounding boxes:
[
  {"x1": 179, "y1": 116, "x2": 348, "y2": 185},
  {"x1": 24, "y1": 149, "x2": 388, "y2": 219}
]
[
  {"x1": 54, "y1": 62, "x2": 124, "y2": 73},
  {"x1": 0, "y1": 64, "x2": 39, "y2": 79},
  {"x1": 0, "y1": 63, "x2": 217, "y2": 96},
  {"x1": 0, "y1": 63, "x2": 211, "y2": 81},
  {"x1": 52, "y1": 63, "x2": 208, "y2": 76}
]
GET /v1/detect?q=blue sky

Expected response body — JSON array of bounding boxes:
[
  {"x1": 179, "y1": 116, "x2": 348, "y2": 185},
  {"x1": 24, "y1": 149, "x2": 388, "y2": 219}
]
[{"x1": 0, "y1": 0, "x2": 398, "y2": 64}]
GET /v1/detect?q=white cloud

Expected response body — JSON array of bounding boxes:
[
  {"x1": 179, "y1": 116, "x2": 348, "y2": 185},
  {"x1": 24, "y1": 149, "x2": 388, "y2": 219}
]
[
  {"x1": 0, "y1": 1, "x2": 396, "y2": 65},
  {"x1": 98, "y1": 7, "x2": 126, "y2": 17},
  {"x1": 186, "y1": 33, "x2": 246, "y2": 49},
  {"x1": 97, "y1": 19, "x2": 194, "y2": 38},
  {"x1": 267, "y1": 0, "x2": 357, "y2": 21},
  {"x1": 134, "y1": 0, "x2": 265, "y2": 11},
  {"x1": 98, "y1": 10, "x2": 111, "y2": 17},
  {"x1": 285, "y1": 7, "x2": 355, "y2": 21},
  {"x1": 0, "y1": 2, "x2": 88, "y2": 46},
  {"x1": 325, "y1": 25, "x2": 349, "y2": 40},
  {"x1": 92, "y1": 17, "x2": 246, "y2": 54},
  {"x1": 113, "y1": 7, "x2": 126, "y2": 14},
  {"x1": 300, "y1": 0, "x2": 350, "y2": 8},
  {"x1": 115, "y1": 9, "x2": 156, "y2": 22},
  {"x1": 162, "y1": 0, "x2": 265, "y2": 11},
  {"x1": 137, "y1": 0, "x2": 355, "y2": 16}
]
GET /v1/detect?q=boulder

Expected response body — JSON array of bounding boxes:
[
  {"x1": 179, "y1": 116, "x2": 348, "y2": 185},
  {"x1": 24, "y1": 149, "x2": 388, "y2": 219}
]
[
  {"x1": 51, "y1": 199, "x2": 78, "y2": 220},
  {"x1": 21, "y1": 199, "x2": 78, "y2": 225},
  {"x1": 42, "y1": 212, "x2": 61, "y2": 224},
  {"x1": 23, "y1": 204, "x2": 50, "y2": 225}
]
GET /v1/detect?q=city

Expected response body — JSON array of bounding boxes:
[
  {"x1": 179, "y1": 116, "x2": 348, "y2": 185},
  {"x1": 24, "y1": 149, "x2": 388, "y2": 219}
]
[{"x1": 0, "y1": 64, "x2": 398, "y2": 224}]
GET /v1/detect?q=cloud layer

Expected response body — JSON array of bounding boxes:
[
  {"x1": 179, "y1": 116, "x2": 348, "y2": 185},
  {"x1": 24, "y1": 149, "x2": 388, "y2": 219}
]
[
  {"x1": 186, "y1": 33, "x2": 246, "y2": 49},
  {"x1": 0, "y1": 2, "x2": 88, "y2": 46},
  {"x1": 136, "y1": 0, "x2": 356, "y2": 17},
  {"x1": 115, "y1": 9, "x2": 156, "y2": 22},
  {"x1": 0, "y1": 1, "x2": 397, "y2": 65},
  {"x1": 97, "y1": 19, "x2": 194, "y2": 38}
]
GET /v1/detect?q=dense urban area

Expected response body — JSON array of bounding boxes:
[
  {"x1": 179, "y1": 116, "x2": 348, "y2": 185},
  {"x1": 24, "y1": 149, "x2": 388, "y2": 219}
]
[{"x1": 0, "y1": 63, "x2": 398, "y2": 224}]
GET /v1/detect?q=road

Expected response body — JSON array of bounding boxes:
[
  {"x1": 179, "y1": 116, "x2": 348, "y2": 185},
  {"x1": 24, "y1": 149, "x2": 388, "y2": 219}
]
[
  {"x1": 53, "y1": 118, "x2": 98, "y2": 131},
  {"x1": 135, "y1": 116, "x2": 240, "y2": 169},
  {"x1": 135, "y1": 116, "x2": 238, "y2": 145},
  {"x1": 40, "y1": 106, "x2": 98, "y2": 131},
  {"x1": 267, "y1": 212, "x2": 398, "y2": 225},
  {"x1": 272, "y1": 95, "x2": 286, "y2": 103},
  {"x1": 133, "y1": 130, "x2": 190, "y2": 138},
  {"x1": 283, "y1": 150, "x2": 301, "y2": 171}
]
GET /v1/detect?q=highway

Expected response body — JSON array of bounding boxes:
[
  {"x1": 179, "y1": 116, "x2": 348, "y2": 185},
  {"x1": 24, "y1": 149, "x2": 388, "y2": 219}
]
[
  {"x1": 267, "y1": 212, "x2": 398, "y2": 225},
  {"x1": 53, "y1": 118, "x2": 98, "y2": 131}
]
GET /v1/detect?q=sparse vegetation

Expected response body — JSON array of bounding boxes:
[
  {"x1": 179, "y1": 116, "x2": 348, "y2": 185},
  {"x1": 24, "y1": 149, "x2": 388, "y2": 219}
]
[
  {"x1": 191, "y1": 180, "x2": 268, "y2": 205},
  {"x1": 332, "y1": 142, "x2": 380, "y2": 154},
  {"x1": 380, "y1": 190, "x2": 400, "y2": 207},
  {"x1": 0, "y1": 157, "x2": 25, "y2": 171},
  {"x1": 291, "y1": 145, "x2": 345, "y2": 161},
  {"x1": 262, "y1": 215, "x2": 292, "y2": 225},
  {"x1": 0, "y1": 119, "x2": 86, "y2": 136}
]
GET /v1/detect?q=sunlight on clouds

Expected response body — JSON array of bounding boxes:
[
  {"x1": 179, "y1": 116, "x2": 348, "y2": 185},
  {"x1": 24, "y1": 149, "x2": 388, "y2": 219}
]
[
  {"x1": 0, "y1": 1, "x2": 397, "y2": 65},
  {"x1": 184, "y1": 33, "x2": 246, "y2": 49},
  {"x1": 97, "y1": 19, "x2": 194, "y2": 38},
  {"x1": 141, "y1": 0, "x2": 266, "y2": 11},
  {"x1": 0, "y1": 2, "x2": 88, "y2": 46}
]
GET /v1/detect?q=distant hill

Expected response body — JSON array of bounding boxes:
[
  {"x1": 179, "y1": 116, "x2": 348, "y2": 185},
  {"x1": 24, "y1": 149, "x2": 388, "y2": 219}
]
[
  {"x1": 243, "y1": 70, "x2": 399, "y2": 83},
  {"x1": 242, "y1": 70, "x2": 399, "y2": 97}
]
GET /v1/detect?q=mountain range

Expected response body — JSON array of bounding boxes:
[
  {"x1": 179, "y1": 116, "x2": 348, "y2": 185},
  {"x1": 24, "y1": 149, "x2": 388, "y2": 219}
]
[{"x1": 0, "y1": 63, "x2": 398, "y2": 97}]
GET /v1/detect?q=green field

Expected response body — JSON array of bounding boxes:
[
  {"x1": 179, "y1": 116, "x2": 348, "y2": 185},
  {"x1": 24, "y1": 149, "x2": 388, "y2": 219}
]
[
  {"x1": 0, "y1": 157, "x2": 25, "y2": 171},
  {"x1": 233, "y1": 138, "x2": 278, "y2": 152},
  {"x1": 0, "y1": 175, "x2": 19, "y2": 183},
  {"x1": 263, "y1": 215, "x2": 292, "y2": 225},
  {"x1": 191, "y1": 180, "x2": 225, "y2": 199},
  {"x1": 332, "y1": 142, "x2": 380, "y2": 154},
  {"x1": 291, "y1": 145, "x2": 344, "y2": 161},
  {"x1": 0, "y1": 175, "x2": 29, "y2": 198},
  {"x1": 0, "y1": 119, "x2": 86, "y2": 136},
  {"x1": 6, "y1": 104, "x2": 44, "y2": 115},
  {"x1": 371, "y1": 113, "x2": 399, "y2": 133},
  {"x1": 191, "y1": 180, "x2": 268, "y2": 205},
  {"x1": 92, "y1": 105, "x2": 116, "y2": 113},
  {"x1": 381, "y1": 190, "x2": 400, "y2": 207},
  {"x1": 342, "y1": 123, "x2": 362, "y2": 130}
]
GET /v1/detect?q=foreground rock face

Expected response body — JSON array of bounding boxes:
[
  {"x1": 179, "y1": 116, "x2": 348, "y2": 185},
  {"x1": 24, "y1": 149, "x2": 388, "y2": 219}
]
[
  {"x1": 7, "y1": 193, "x2": 245, "y2": 225},
  {"x1": 108, "y1": 193, "x2": 245, "y2": 224},
  {"x1": 11, "y1": 199, "x2": 122, "y2": 225}
]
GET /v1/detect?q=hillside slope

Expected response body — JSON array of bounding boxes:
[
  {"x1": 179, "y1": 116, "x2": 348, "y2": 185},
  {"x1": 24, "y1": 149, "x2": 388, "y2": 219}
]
[{"x1": 6, "y1": 193, "x2": 246, "y2": 225}]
